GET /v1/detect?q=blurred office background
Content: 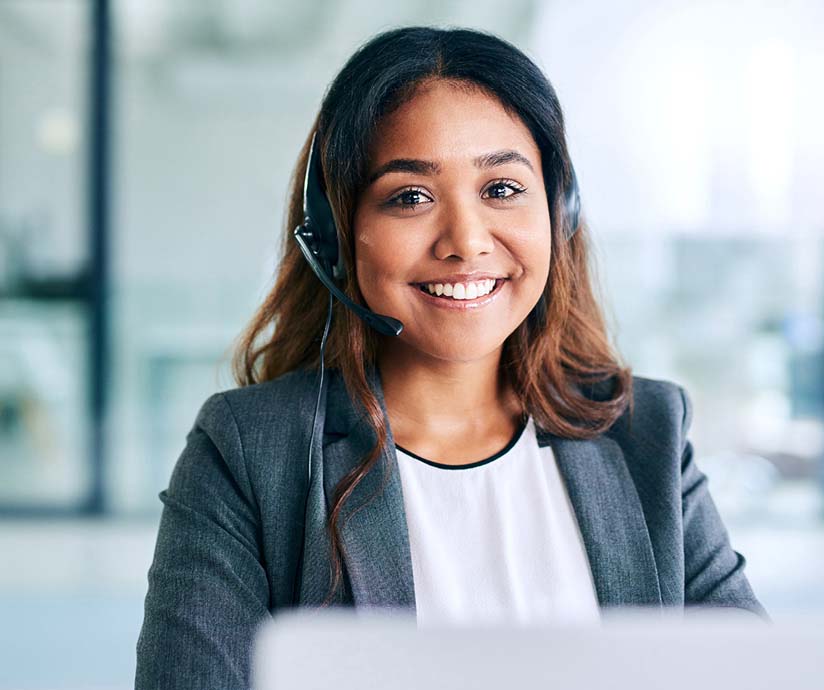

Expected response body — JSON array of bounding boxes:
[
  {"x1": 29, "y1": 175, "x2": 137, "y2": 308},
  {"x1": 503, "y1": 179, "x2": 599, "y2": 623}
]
[{"x1": 1, "y1": 0, "x2": 822, "y2": 687}]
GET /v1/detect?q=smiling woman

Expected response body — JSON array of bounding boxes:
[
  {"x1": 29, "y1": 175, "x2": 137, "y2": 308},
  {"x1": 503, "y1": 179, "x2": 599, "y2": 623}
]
[{"x1": 136, "y1": 25, "x2": 769, "y2": 689}]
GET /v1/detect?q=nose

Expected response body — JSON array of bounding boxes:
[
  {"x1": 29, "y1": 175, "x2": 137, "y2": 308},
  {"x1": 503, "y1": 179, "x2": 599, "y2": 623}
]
[{"x1": 432, "y1": 197, "x2": 495, "y2": 261}]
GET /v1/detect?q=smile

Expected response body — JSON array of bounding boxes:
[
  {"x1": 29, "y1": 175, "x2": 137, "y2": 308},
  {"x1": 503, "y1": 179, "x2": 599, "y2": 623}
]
[{"x1": 413, "y1": 278, "x2": 506, "y2": 308}]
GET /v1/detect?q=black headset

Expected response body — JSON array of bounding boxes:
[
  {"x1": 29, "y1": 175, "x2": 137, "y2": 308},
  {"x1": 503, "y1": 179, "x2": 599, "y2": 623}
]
[
  {"x1": 288, "y1": 130, "x2": 581, "y2": 605},
  {"x1": 293, "y1": 132, "x2": 404, "y2": 338}
]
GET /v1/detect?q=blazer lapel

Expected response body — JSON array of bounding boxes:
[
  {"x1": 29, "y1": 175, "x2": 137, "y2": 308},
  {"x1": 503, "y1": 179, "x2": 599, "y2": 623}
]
[
  {"x1": 322, "y1": 368, "x2": 416, "y2": 612},
  {"x1": 538, "y1": 430, "x2": 663, "y2": 610}
]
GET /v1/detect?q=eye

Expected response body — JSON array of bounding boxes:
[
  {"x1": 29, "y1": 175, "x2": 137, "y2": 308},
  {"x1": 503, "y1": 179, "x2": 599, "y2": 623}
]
[
  {"x1": 385, "y1": 187, "x2": 433, "y2": 212},
  {"x1": 483, "y1": 178, "x2": 527, "y2": 201}
]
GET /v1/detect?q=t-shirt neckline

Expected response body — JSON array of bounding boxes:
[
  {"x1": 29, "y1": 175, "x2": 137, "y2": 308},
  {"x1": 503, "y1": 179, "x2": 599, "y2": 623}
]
[{"x1": 395, "y1": 417, "x2": 530, "y2": 470}]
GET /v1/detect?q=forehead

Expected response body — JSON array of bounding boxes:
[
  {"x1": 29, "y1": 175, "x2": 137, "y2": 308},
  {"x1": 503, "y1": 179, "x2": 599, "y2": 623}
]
[{"x1": 367, "y1": 79, "x2": 541, "y2": 167}]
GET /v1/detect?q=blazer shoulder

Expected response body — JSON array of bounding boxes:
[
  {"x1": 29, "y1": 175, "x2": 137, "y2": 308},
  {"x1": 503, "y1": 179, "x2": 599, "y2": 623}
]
[
  {"x1": 606, "y1": 374, "x2": 692, "y2": 464},
  {"x1": 215, "y1": 368, "x2": 318, "y2": 415},
  {"x1": 606, "y1": 375, "x2": 692, "y2": 446},
  {"x1": 585, "y1": 373, "x2": 689, "y2": 435},
  {"x1": 190, "y1": 368, "x2": 320, "y2": 471},
  {"x1": 629, "y1": 374, "x2": 689, "y2": 426},
  {"x1": 189, "y1": 368, "x2": 315, "y2": 433}
]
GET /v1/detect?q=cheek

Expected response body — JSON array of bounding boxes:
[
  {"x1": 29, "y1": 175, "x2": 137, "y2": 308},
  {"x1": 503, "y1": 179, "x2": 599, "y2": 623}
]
[
  {"x1": 355, "y1": 254, "x2": 390, "y2": 308},
  {"x1": 353, "y1": 224, "x2": 417, "y2": 299},
  {"x1": 536, "y1": 239, "x2": 552, "y2": 280},
  {"x1": 509, "y1": 222, "x2": 552, "y2": 277}
]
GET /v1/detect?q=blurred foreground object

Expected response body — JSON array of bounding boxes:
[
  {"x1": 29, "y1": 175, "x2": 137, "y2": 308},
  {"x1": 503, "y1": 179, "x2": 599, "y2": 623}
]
[{"x1": 255, "y1": 607, "x2": 823, "y2": 690}]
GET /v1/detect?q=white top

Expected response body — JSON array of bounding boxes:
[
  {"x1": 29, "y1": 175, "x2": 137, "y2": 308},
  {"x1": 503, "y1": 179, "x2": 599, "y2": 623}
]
[{"x1": 395, "y1": 417, "x2": 601, "y2": 627}]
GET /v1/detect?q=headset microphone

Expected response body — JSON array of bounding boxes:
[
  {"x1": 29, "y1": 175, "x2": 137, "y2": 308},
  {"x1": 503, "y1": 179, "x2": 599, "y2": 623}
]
[{"x1": 293, "y1": 132, "x2": 404, "y2": 337}]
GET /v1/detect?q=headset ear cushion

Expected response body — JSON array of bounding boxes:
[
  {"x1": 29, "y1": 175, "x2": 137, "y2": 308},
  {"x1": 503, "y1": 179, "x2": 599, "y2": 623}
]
[
  {"x1": 564, "y1": 164, "x2": 581, "y2": 240},
  {"x1": 304, "y1": 132, "x2": 346, "y2": 279}
]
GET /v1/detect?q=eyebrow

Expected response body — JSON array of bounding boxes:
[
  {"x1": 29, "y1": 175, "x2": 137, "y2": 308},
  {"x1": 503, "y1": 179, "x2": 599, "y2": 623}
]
[{"x1": 366, "y1": 149, "x2": 535, "y2": 186}]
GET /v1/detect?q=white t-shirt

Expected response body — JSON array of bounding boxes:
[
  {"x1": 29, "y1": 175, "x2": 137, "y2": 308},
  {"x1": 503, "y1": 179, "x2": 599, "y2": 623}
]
[{"x1": 395, "y1": 416, "x2": 601, "y2": 627}]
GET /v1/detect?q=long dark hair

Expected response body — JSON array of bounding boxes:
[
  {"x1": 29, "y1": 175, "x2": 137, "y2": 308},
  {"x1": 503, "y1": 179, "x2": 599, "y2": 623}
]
[{"x1": 231, "y1": 26, "x2": 633, "y2": 605}]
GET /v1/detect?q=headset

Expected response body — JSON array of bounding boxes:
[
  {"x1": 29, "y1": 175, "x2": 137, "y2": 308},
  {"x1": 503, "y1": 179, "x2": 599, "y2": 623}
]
[
  {"x1": 293, "y1": 133, "x2": 404, "y2": 338},
  {"x1": 289, "y1": 130, "x2": 581, "y2": 605}
]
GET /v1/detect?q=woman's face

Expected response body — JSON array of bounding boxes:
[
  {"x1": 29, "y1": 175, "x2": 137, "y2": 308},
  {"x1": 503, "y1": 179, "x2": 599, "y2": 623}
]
[{"x1": 353, "y1": 79, "x2": 552, "y2": 364}]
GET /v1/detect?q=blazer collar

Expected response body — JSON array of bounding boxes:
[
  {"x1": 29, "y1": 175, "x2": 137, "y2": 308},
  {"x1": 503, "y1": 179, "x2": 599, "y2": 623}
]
[{"x1": 321, "y1": 367, "x2": 662, "y2": 612}]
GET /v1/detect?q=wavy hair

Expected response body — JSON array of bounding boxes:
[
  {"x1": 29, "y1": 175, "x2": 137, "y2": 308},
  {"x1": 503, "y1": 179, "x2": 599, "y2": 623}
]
[{"x1": 230, "y1": 26, "x2": 633, "y2": 605}]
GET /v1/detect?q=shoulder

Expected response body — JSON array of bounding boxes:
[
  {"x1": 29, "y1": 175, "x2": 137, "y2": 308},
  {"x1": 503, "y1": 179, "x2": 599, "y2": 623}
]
[
  {"x1": 578, "y1": 373, "x2": 692, "y2": 480},
  {"x1": 585, "y1": 373, "x2": 690, "y2": 436},
  {"x1": 205, "y1": 368, "x2": 318, "y2": 421},
  {"x1": 188, "y1": 368, "x2": 320, "y2": 471},
  {"x1": 597, "y1": 375, "x2": 693, "y2": 494},
  {"x1": 191, "y1": 368, "x2": 321, "y2": 437},
  {"x1": 626, "y1": 374, "x2": 691, "y2": 433},
  {"x1": 167, "y1": 369, "x2": 325, "y2": 524}
]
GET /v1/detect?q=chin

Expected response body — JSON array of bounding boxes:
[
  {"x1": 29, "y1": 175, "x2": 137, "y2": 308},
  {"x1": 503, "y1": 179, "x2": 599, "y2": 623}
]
[{"x1": 400, "y1": 333, "x2": 511, "y2": 365}]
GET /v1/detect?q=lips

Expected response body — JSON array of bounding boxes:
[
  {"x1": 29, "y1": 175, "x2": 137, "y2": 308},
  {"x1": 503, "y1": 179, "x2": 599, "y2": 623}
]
[
  {"x1": 413, "y1": 277, "x2": 506, "y2": 307},
  {"x1": 417, "y1": 278, "x2": 500, "y2": 300},
  {"x1": 413, "y1": 272, "x2": 506, "y2": 285}
]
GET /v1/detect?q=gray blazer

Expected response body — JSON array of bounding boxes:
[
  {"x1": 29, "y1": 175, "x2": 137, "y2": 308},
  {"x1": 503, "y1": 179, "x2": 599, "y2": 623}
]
[{"x1": 136, "y1": 367, "x2": 769, "y2": 689}]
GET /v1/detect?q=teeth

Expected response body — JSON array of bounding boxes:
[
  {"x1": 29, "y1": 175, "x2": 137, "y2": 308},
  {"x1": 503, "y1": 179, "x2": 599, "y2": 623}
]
[{"x1": 422, "y1": 279, "x2": 499, "y2": 300}]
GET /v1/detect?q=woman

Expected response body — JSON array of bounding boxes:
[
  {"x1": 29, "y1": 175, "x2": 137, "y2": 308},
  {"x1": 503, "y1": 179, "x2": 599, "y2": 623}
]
[{"x1": 136, "y1": 25, "x2": 768, "y2": 689}]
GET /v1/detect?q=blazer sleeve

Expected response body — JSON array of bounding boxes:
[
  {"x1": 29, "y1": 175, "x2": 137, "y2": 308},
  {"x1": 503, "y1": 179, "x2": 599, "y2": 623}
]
[
  {"x1": 135, "y1": 392, "x2": 271, "y2": 689},
  {"x1": 678, "y1": 385, "x2": 771, "y2": 622}
]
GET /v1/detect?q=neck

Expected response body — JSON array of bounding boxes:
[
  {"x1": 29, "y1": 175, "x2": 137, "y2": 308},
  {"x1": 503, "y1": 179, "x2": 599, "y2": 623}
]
[{"x1": 376, "y1": 341, "x2": 521, "y2": 441}]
